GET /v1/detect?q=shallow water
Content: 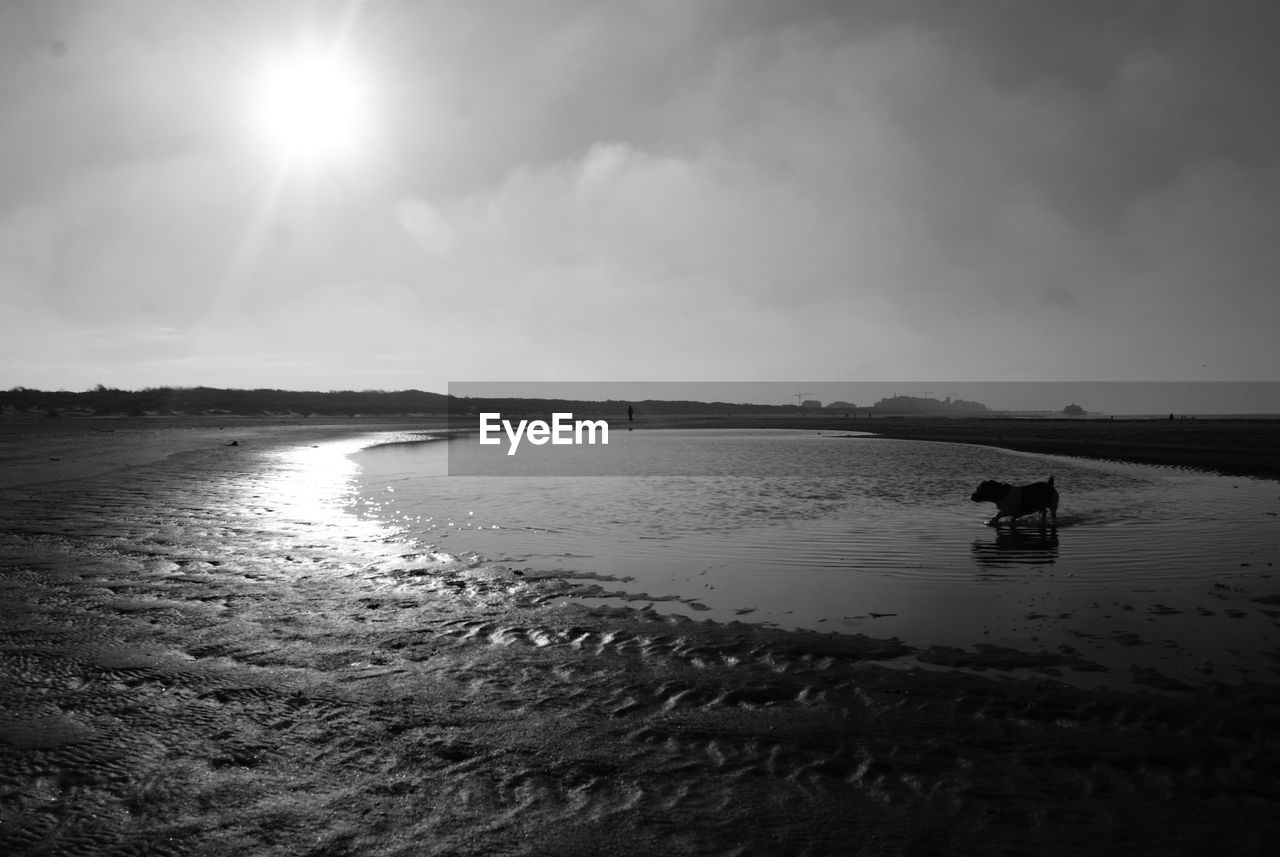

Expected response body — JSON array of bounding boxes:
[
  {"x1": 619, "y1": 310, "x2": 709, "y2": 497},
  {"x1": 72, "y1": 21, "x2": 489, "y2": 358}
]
[{"x1": 351, "y1": 429, "x2": 1280, "y2": 688}]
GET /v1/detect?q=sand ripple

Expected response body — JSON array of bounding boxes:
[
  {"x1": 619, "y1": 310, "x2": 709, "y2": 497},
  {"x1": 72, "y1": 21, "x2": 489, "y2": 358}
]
[{"x1": 2, "y1": 424, "x2": 1280, "y2": 856}]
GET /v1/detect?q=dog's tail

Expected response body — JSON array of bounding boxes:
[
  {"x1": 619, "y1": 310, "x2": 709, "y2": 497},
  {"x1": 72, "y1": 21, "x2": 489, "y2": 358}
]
[{"x1": 1048, "y1": 475, "x2": 1055, "y2": 486}]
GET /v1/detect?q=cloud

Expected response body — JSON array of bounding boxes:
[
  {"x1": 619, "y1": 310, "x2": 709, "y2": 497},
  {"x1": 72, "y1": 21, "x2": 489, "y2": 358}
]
[
  {"x1": 3, "y1": 1, "x2": 1279, "y2": 390},
  {"x1": 396, "y1": 197, "x2": 456, "y2": 256}
]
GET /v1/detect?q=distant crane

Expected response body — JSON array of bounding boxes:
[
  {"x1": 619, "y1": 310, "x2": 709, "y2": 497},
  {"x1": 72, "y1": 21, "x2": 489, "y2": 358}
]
[{"x1": 794, "y1": 391, "x2": 812, "y2": 407}]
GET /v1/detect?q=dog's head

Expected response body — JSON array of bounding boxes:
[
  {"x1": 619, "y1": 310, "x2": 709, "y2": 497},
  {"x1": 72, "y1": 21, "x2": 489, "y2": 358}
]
[{"x1": 970, "y1": 480, "x2": 1009, "y2": 504}]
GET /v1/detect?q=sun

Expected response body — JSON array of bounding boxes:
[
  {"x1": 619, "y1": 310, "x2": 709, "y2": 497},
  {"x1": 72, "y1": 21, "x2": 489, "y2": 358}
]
[{"x1": 250, "y1": 48, "x2": 371, "y2": 168}]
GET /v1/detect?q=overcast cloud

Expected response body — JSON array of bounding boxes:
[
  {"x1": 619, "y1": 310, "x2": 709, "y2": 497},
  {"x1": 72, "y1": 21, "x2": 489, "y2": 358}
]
[{"x1": 2, "y1": 0, "x2": 1278, "y2": 400}]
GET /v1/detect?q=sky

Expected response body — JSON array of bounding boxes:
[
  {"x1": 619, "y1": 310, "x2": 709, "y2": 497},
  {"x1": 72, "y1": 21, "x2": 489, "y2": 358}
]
[{"x1": 2, "y1": 0, "x2": 1279, "y2": 410}]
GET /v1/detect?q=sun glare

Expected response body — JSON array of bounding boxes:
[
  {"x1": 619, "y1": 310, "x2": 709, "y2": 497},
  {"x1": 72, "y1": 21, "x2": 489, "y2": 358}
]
[{"x1": 251, "y1": 48, "x2": 371, "y2": 168}]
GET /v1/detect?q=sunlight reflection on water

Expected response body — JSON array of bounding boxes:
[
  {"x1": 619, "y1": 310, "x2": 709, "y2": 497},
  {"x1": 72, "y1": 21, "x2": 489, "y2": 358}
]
[{"x1": 260, "y1": 437, "x2": 392, "y2": 543}]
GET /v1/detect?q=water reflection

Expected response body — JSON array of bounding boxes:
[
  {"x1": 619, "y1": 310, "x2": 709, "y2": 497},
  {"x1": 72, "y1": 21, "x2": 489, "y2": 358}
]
[
  {"x1": 971, "y1": 525, "x2": 1060, "y2": 569},
  {"x1": 260, "y1": 438, "x2": 391, "y2": 542}
]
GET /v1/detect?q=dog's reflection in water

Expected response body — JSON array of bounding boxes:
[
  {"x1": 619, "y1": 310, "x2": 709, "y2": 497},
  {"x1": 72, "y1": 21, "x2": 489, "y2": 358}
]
[{"x1": 971, "y1": 525, "x2": 1060, "y2": 569}]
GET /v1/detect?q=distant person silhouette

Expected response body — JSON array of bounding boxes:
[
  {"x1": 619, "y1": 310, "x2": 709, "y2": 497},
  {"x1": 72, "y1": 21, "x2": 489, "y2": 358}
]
[{"x1": 627, "y1": 405, "x2": 634, "y2": 422}]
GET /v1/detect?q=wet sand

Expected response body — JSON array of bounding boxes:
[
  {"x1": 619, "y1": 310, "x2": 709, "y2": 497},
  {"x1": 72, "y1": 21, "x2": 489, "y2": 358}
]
[
  {"x1": 858, "y1": 416, "x2": 1280, "y2": 482},
  {"x1": 3, "y1": 416, "x2": 1280, "y2": 856},
  {"x1": 632, "y1": 413, "x2": 1280, "y2": 482}
]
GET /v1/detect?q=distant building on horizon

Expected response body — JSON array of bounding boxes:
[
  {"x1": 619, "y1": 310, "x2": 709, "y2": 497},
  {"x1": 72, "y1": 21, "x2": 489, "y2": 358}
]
[{"x1": 870, "y1": 395, "x2": 988, "y2": 415}]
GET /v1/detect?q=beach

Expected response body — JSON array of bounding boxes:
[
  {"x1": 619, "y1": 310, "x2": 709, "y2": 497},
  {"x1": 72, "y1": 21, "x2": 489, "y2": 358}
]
[{"x1": 3, "y1": 416, "x2": 1280, "y2": 856}]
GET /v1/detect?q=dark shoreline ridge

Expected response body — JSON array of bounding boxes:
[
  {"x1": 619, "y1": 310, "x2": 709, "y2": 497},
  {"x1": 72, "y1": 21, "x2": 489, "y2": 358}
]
[
  {"x1": 606, "y1": 414, "x2": 1280, "y2": 482},
  {"x1": 849, "y1": 416, "x2": 1280, "y2": 482}
]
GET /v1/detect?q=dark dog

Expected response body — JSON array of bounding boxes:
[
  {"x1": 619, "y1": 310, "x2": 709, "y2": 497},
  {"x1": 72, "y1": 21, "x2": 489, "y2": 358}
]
[{"x1": 970, "y1": 475, "x2": 1058, "y2": 526}]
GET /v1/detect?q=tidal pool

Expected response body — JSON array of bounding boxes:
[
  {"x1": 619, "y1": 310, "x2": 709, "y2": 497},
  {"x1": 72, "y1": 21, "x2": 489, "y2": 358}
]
[{"x1": 350, "y1": 429, "x2": 1280, "y2": 688}]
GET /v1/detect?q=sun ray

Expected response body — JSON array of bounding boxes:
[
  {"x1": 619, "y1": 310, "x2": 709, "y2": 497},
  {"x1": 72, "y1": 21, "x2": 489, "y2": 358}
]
[
  {"x1": 216, "y1": 2, "x2": 372, "y2": 322},
  {"x1": 210, "y1": 166, "x2": 290, "y2": 326}
]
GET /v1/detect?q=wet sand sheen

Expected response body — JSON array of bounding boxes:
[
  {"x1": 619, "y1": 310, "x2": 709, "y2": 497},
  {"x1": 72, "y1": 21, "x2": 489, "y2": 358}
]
[{"x1": 2, "y1": 417, "x2": 1280, "y2": 856}]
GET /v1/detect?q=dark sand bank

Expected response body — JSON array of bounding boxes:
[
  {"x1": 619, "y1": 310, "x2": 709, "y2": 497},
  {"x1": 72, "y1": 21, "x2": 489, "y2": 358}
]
[
  {"x1": 633, "y1": 413, "x2": 1280, "y2": 481},
  {"x1": 859, "y1": 416, "x2": 1280, "y2": 482},
  {"x1": 3, "y1": 418, "x2": 1280, "y2": 855}
]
